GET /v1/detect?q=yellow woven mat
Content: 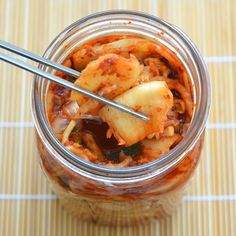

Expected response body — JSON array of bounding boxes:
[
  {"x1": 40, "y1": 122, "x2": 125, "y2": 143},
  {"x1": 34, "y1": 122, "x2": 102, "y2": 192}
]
[{"x1": 0, "y1": 0, "x2": 236, "y2": 235}]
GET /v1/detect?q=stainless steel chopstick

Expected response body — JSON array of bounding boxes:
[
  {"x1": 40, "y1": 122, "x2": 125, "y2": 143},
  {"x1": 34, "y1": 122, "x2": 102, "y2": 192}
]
[
  {"x1": 0, "y1": 40, "x2": 80, "y2": 78},
  {"x1": 0, "y1": 52, "x2": 149, "y2": 121}
]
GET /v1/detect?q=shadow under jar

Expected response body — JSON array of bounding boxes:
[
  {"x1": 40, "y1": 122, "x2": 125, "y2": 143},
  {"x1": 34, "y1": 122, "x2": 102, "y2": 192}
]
[{"x1": 31, "y1": 10, "x2": 210, "y2": 226}]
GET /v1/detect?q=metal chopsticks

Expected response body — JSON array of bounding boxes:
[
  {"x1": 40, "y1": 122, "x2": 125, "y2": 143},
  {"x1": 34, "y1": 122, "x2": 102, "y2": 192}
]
[
  {"x1": 0, "y1": 40, "x2": 81, "y2": 78},
  {"x1": 0, "y1": 40, "x2": 149, "y2": 121}
]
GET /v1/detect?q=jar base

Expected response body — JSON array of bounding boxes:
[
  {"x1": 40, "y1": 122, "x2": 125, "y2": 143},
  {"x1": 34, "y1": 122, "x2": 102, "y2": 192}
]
[{"x1": 56, "y1": 188, "x2": 185, "y2": 227}]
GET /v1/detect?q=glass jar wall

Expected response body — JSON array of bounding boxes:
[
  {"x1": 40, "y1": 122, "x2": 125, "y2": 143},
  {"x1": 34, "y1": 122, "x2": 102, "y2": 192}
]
[{"x1": 31, "y1": 10, "x2": 210, "y2": 226}]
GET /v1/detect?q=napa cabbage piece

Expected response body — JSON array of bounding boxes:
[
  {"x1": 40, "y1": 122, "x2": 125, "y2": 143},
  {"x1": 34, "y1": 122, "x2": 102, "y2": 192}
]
[
  {"x1": 141, "y1": 136, "x2": 179, "y2": 158},
  {"x1": 72, "y1": 38, "x2": 156, "y2": 70},
  {"x1": 72, "y1": 38, "x2": 183, "y2": 71}
]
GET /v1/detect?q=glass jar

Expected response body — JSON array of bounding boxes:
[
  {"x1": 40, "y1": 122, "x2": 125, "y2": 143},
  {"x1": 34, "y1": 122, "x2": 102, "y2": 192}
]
[{"x1": 31, "y1": 10, "x2": 210, "y2": 226}]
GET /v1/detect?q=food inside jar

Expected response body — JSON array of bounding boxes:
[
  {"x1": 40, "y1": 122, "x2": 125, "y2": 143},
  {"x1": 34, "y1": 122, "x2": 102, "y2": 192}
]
[{"x1": 47, "y1": 35, "x2": 194, "y2": 167}]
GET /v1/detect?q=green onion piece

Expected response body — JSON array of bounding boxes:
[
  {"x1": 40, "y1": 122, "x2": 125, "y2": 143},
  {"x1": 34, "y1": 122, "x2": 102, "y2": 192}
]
[{"x1": 106, "y1": 143, "x2": 141, "y2": 162}]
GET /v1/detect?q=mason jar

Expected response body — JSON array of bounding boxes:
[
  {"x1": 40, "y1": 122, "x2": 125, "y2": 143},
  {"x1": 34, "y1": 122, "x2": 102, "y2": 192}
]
[{"x1": 31, "y1": 10, "x2": 210, "y2": 226}]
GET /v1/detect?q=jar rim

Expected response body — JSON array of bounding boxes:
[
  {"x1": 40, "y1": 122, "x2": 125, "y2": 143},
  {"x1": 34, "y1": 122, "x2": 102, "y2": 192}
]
[{"x1": 31, "y1": 10, "x2": 211, "y2": 179}]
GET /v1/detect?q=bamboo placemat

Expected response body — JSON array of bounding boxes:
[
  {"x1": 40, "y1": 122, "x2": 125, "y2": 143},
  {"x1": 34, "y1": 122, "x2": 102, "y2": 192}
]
[{"x1": 0, "y1": 0, "x2": 235, "y2": 235}]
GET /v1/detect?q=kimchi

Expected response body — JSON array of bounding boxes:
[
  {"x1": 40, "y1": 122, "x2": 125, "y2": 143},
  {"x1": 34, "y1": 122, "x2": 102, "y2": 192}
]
[{"x1": 47, "y1": 36, "x2": 194, "y2": 168}]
